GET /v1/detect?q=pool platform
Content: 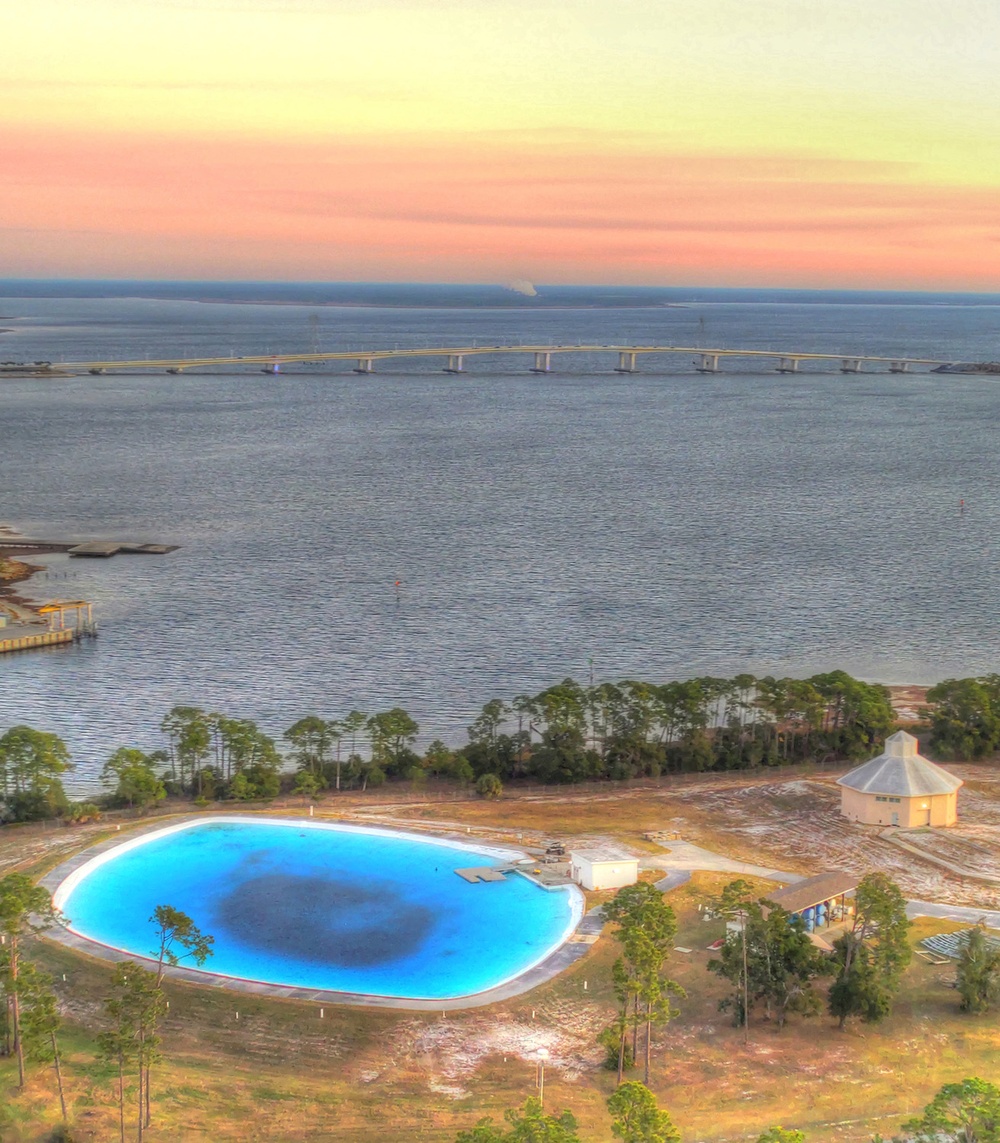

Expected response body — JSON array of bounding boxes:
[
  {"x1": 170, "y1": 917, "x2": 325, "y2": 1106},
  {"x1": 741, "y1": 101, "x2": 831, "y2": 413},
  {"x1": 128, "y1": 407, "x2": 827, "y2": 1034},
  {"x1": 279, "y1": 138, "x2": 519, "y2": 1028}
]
[
  {"x1": 456, "y1": 861, "x2": 574, "y2": 890},
  {"x1": 455, "y1": 866, "x2": 509, "y2": 883}
]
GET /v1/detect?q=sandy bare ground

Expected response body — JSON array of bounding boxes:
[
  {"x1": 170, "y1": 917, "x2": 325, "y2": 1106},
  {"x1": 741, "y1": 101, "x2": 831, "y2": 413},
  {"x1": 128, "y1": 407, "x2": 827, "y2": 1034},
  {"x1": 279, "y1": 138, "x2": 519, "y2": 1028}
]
[
  {"x1": 665, "y1": 768, "x2": 1000, "y2": 908},
  {"x1": 396, "y1": 996, "x2": 607, "y2": 1097},
  {"x1": 11, "y1": 762, "x2": 999, "y2": 912},
  {"x1": 365, "y1": 764, "x2": 1000, "y2": 910},
  {"x1": 0, "y1": 820, "x2": 112, "y2": 875},
  {"x1": 886, "y1": 684, "x2": 930, "y2": 724}
]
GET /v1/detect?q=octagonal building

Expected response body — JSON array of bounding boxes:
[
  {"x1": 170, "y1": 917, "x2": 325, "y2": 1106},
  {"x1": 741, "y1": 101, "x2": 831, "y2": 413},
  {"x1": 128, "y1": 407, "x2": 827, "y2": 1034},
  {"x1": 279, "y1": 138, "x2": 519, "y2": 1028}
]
[{"x1": 837, "y1": 730, "x2": 962, "y2": 827}]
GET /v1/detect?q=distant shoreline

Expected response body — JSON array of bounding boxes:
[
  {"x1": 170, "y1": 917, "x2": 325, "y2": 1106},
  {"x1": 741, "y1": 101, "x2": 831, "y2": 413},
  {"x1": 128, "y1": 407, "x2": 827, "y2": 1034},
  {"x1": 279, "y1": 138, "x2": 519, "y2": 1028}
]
[
  {"x1": 4, "y1": 281, "x2": 1000, "y2": 309},
  {"x1": 0, "y1": 553, "x2": 45, "y2": 620},
  {"x1": 190, "y1": 299, "x2": 691, "y2": 310}
]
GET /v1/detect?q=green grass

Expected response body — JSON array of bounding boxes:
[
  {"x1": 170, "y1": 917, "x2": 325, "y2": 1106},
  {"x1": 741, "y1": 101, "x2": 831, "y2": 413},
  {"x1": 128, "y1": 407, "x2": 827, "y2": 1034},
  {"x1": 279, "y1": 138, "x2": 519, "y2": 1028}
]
[
  {"x1": 1, "y1": 798, "x2": 998, "y2": 1140},
  {"x1": 1, "y1": 881, "x2": 993, "y2": 1142}
]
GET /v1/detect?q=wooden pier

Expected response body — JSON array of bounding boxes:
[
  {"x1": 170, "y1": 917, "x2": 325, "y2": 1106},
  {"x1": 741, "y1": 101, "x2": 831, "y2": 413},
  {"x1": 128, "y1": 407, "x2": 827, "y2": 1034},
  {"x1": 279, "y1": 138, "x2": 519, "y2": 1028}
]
[
  {"x1": 0, "y1": 531, "x2": 163, "y2": 655},
  {"x1": 0, "y1": 625, "x2": 75, "y2": 654},
  {"x1": 0, "y1": 600, "x2": 98, "y2": 655}
]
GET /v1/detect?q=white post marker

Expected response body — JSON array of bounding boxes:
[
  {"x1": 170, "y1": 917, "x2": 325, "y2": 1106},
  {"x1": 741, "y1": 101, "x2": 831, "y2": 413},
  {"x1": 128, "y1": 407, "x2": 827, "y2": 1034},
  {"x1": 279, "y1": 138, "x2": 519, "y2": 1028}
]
[{"x1": 536, "y1": 1048, "x2": 549, "y2": 1108}]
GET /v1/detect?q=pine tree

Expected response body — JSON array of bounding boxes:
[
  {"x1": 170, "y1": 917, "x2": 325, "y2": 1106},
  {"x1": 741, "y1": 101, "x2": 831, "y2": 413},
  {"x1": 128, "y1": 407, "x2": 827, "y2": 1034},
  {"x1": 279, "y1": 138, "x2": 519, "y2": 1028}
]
[{"x1": 956, "y1": 927, "x2": 1000, "y2": 1014}]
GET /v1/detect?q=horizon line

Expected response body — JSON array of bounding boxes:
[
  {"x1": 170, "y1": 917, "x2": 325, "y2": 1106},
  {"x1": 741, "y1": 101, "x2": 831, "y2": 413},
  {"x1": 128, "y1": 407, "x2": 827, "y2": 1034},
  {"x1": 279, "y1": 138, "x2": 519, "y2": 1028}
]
[{"x1": 3, "y1": 277, "x2": 1000, "y2": 299}]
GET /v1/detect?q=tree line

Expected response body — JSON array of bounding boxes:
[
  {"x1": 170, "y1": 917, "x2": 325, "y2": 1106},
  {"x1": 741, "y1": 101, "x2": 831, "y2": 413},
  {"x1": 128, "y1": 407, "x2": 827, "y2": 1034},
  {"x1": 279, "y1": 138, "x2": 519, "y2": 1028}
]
[
  {"x1": 11, "y1": 666, "x2": 1000, "y2": 823},
  {"x1": 499, "y1": 874, "x2": 1000, "y2": 1143},
  {"x1": 599, "y1": 875, "x2": 918, "y2": 1078},
  {"x1": 708, "y1": 872, "x2": 999, "y2": 1031},
  {"x1": 1, "y1": 669, "x2": 903, "y2": 820},
  {"x1": 462, "y1": 669, "x2": 895, "y2": 784},
  {"x1": 924, "y1": 674, "x2": 1000, "y2": 760},
  {"x1": 1, "y1": 874, "x2": 212, "y2": 1142},
  {"x1": 708, "y1": 872, "x2": 913, "y2": 1035},
  {"x1": 451, "y1": 1078, "x2": 1000, "y2": 1143}
]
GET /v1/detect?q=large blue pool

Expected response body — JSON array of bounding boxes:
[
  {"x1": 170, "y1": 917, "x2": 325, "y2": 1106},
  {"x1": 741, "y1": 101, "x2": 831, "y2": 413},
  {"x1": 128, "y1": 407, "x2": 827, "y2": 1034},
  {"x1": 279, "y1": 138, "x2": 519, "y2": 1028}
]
[{"x1": 54, "y1": 818, "x2": 582, "y2": 1000}]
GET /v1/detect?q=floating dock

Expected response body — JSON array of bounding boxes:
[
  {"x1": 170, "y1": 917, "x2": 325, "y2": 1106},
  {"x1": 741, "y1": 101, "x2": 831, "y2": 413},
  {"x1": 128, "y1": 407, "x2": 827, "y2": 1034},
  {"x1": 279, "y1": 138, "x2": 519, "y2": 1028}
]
[
  {"x1": 65, "y1": 541, "x2": 176, "y2": 558},
  {"x1": 0, "y1": 538, "x2": 178, "y2": 558}
]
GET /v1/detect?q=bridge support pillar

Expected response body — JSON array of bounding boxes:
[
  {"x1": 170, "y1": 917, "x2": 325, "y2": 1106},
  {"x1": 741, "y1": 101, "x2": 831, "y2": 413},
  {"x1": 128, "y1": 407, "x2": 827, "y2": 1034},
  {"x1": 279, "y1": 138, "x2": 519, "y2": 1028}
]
[
  {"x1": 261, "y1": 362, "x2": 281, "y2": 374},
  {"x1": 890, "y1": 361, "x2": 910, "y2": 373},
  {"x1": 840, "y1": 358, "x2": 862, "y2": 374},
  {"x1": 530, "y1": 352, "x2": 552, "y2": 373},
  {"x1": 443, "y1": 355, "x2": 465, "y2": 373},
  {"x1": 614, "y1": 351, "x2": 638, "y2": 373},
  {"x1": 776, "y1": 357, "x2": 800, "y2": 373},
  {"x1": 695, "y1": 354, "x2": 720, "y2": 373},
  {"x1": 353, "y1": 358, "x2": 375, "y2": 374}
]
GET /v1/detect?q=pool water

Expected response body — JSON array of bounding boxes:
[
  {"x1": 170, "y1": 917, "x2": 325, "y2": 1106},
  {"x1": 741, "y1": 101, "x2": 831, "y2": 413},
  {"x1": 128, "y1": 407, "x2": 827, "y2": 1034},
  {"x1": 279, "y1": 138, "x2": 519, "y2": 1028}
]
[{"x1": 54, "y1": 818, "x2": 582, "y2": 999}]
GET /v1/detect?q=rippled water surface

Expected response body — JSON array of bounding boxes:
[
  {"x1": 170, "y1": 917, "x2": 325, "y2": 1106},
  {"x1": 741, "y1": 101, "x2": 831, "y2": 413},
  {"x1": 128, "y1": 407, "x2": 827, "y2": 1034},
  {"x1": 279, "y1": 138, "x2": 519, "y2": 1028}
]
[{"x1": 2, "y1": 293, "x2": 1000, "y2": 793}]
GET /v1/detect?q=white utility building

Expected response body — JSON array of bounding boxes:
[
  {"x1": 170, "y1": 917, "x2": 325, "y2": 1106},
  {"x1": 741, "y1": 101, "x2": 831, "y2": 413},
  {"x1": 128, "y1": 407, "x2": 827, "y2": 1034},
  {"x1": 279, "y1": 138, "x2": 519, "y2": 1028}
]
[{"x1": 569, "y1": 847, "x2": 639, "y2": 891}]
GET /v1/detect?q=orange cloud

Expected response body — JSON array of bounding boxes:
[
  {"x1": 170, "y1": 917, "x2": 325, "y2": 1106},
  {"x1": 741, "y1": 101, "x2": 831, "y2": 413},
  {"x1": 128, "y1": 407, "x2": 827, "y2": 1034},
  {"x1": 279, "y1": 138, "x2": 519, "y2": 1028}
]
[{"x1": 2, "y1": 127, "x2": 999, "y2": 288}]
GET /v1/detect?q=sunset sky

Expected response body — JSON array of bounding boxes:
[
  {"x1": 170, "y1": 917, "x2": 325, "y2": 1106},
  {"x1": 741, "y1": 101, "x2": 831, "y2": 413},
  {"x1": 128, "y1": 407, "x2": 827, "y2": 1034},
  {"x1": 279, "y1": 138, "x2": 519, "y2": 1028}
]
[{"x1": 2, "y1": 0, "x2": 999, "y2": 287}]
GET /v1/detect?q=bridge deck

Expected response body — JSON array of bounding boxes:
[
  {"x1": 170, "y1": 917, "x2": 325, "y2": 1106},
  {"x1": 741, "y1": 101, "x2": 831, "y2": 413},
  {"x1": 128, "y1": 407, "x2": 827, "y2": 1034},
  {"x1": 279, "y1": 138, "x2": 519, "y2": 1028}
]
[{"x1": 39, "y1": 344, "x2": 957, "y2": 373}]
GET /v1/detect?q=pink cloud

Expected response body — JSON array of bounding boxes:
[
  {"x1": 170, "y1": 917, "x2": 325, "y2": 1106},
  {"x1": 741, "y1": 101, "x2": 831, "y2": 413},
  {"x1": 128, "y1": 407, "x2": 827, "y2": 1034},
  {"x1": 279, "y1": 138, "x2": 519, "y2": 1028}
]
[{"x1": 1, "y1": 126, "x2": 998, "y2": 288}]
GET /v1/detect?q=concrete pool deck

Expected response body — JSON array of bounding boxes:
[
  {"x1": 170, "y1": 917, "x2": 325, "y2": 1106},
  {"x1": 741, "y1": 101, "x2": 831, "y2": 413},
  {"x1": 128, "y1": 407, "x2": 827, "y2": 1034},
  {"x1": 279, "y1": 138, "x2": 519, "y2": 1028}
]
[{"x1": 38, "y1": 813, "x2": 598, "y2": 1012}]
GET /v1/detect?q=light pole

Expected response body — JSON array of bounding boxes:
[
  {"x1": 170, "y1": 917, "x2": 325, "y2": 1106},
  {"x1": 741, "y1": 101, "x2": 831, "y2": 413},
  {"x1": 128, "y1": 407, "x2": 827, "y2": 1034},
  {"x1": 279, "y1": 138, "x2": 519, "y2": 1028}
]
[{"x1": 536, "y1": 1047, "x2": 549, "y2": 1108}]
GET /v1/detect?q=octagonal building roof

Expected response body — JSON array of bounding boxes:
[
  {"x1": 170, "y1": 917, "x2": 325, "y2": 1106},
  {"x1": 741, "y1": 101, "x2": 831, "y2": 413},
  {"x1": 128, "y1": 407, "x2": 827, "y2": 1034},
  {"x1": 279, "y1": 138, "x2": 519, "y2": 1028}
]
[{"x1": 836, "y1": 731, "x2": 963, "y2": 798}]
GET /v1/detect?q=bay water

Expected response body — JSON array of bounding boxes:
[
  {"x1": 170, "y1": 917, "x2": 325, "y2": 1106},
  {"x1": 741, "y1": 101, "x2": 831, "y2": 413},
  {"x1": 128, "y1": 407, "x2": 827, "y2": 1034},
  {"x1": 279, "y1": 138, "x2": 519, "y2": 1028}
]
[{"x1": 1, "y1": 289, "x2": 998, "y2": 795}]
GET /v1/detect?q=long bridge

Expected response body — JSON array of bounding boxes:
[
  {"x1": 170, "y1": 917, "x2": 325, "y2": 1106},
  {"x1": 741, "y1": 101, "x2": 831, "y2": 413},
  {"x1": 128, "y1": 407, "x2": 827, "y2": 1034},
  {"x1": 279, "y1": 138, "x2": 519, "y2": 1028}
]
[{"x1": 9, "y1": 344, "x2": 964, "y2": 376}]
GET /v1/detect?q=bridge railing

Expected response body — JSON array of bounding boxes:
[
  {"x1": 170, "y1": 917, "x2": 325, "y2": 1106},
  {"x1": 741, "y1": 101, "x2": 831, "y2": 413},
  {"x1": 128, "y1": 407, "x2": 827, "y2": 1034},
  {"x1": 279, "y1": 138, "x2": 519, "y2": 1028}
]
[{"x1": 21, "y1": 343, "x2": 958, "y2": 376}]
